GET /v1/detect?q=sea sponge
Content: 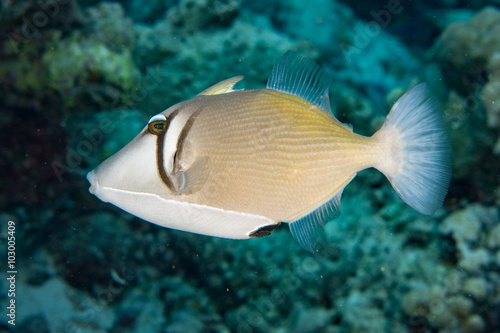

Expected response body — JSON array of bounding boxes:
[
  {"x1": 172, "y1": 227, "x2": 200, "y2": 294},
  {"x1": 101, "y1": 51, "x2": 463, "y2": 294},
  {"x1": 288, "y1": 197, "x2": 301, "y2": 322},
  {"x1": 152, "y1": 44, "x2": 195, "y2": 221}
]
[
  {"x1": 402, "y1": 286, "x2": 455, "y2": 329},
  {"x1": 488, "y1": 223, "x2": 500, "y2": 250},
  {"x1": 481, "y1": 53, "x2": 500, "y2": 128},
  {"x1": 2, "y1": 1, "x2": 142, "y2": 114},
  {"x1": 464, "y1": 277, "x2": 488, "y2": 301},
  {"x1": 402, "y1": 287, "x2": 486, "y2": 332},
  {"x1": 463, "y1": 314, "x2": 486, "y2": 333},
  {"x1": 439, "y1": 205, "x2": 482, "y2": 244},
  {"x1": 166, "y1": 0, "x2": 240, "y2": 34},
  {"x1": 84, "y1": 2, "x2": 136, "y2": 53},
  {"x1": 432, "y1": 7, "x2": 500, "y2": 159},
  {"x1": 432, "y1": 7, "x2": 500, "y2": 91},
  {"x1": 439, "y1": 205, "x2": 493, "y2": 273},
  {"x1": 42, "y1": 38, "x2": 140, "y2": 109},
  {"x1": 342, "y1": 291, "x2": 386, "y2": 332},
  {"x1": 457, "y1": 245, "x2": 490, "y2": 273},
  {"x1": 134, "y1": 19, "x2": 181, "y2": 69}
]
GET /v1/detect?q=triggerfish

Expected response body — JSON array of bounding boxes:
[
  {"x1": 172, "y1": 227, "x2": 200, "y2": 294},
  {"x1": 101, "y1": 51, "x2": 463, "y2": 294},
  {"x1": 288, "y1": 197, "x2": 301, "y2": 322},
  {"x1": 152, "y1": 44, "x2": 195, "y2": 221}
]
[{"x1": 86, "y1": 52, "x2": 452, "y2": 252}]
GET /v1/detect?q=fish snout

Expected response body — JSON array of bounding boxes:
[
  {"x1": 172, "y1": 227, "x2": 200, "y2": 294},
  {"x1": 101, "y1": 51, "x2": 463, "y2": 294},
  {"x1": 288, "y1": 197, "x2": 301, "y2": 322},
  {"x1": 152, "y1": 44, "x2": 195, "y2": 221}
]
[{"x1": 86, "y1": 170, "x2": 99, "y2": 196}]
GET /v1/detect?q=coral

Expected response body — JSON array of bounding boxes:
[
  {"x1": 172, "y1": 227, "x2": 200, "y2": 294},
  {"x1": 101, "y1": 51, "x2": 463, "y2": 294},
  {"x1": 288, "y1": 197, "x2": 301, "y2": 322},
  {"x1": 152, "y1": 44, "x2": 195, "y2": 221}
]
[
  {"x1": 481, "y1": 52, "x2": 500, "y2": 128},
  {"x1": 441, "y1": 90, "x2": 488, "y2": 179},
  {"x1": 41, "y1": 37, "x2": 141, "y2": 111},
  {"x1": 0, "y1": 1, "x2": 142, "y2": 115},
  {"x1": 341, "y1": 291, "x2": 386, "y2": 332},
  {"x1": 10, "y1": 251, "x2": 115, "y2": 332},
  {"x1": 456, "y1": 245, "x2": 489, "y2": 273},
  {"x1": 0, "y1": 1, "x2": 79, "y2": 112},
  {"x1": 167, "y1": 0, "x2": 240, "y2": 35},
  {"x1": 42, "y1": 37, "x2": 139, "y2": 94},
  {"x1": 83, "y1": 2, "x2": 136, "y2": 53},
  {"x1": 288, "y1": 306, "x2": 334, "y2": 333},
  {"x1": 432, "y1": 7, "x2": 500, "y2": 163},
  {"x1": 439, "y1": 204, "x2": 497, "y2": 273},
  {"x1": 431, "y1": 7, "x2": 500, "y2": 203},
  {"x1": 439, "y1": 205, "x2": 482, "y2": 244},
  {"x1": 403, "y1": 288, "x2": 473, "y2": 331},
  {"x1": 134, "y1": 19, "x2": 181, "y2": 70},
  {"x1": 464, "y1": 277, "x2": 489, "y2": 302},
  {"x1": 39, "y1": 2, "x2": 141, "y2": 111},
  {"x1": 122, "y1": 0, "x2": 176, "y2": 23},
  {"x1": 488, "y1": 223, "x2": 500, "y2": 249},
  {"x1": 432, "y1": 7, "x2": 500, "y2": 92}
]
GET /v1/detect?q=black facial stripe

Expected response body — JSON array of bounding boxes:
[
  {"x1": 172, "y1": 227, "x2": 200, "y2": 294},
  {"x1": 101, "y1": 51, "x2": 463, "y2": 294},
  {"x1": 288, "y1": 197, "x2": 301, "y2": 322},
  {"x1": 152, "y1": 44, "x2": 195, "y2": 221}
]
[
  {"x1": 156, "y1": 130, "x2": 175, "y2": 191},
  {"x1": 155, "y1": 108, "x2": 181, "y2": 191},
  {"x1": 173, "y1": 108, "x2": 201, "y2": 172}
]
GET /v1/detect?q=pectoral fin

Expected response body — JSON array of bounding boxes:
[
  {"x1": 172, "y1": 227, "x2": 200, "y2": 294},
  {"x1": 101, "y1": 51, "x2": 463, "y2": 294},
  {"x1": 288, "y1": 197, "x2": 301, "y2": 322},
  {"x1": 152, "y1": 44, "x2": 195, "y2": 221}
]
[{"x1": 175, "y1": 156, "x2": 209, "y2": 195}]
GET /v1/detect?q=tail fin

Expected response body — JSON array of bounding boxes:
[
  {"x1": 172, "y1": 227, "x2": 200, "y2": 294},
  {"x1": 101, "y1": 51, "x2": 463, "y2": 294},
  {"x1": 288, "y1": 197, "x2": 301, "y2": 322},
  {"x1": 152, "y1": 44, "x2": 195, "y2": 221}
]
[{"x1": 373, "y1": 83, "x2": 452, "y2": 215}]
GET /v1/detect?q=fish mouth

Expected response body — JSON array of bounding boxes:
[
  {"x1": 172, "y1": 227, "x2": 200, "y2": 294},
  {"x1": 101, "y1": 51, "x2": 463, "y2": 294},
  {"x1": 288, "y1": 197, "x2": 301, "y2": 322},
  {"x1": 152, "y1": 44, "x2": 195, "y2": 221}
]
[{"x1": 86, "y1": 170, "x2": 98, "y2": 195}]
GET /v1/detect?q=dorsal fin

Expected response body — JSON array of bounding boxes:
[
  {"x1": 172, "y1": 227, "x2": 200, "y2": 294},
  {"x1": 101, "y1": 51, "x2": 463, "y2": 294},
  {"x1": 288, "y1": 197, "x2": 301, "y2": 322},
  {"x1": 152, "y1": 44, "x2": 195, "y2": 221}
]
[
  {"x1": 198, "y1": 76, "x2": 244, "y2": 96},
  {"x1": 267, "y1": 51, "x2": 333, "y2": 115}
]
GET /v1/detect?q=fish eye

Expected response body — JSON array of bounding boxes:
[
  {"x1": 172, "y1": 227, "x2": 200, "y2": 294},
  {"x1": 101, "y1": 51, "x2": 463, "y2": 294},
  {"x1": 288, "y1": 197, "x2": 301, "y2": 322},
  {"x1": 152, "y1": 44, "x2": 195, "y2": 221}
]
[
  {"x1": 148, "y1": 115, "x2": 168, "y2": 135},
  {"x1": 148, "y1": 120, "x2": 168, "y2": 134}
]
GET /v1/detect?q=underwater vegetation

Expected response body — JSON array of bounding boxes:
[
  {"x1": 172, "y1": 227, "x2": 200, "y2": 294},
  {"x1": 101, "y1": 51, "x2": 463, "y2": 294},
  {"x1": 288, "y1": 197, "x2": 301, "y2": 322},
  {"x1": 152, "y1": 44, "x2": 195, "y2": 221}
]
[{"x1": 0, "y1": 0, "x2": 499, "y2": 332}]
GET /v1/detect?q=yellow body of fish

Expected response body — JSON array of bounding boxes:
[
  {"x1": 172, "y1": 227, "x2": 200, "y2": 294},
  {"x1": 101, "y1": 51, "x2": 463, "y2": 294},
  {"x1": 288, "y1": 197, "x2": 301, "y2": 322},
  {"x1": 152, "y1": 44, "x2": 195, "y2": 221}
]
[
  {"x1": 178, "y1": 89, "x2": 373, "y2": 222},
  {"x1": 87, "y1": 52, "x2": 452, "y2": 252}
]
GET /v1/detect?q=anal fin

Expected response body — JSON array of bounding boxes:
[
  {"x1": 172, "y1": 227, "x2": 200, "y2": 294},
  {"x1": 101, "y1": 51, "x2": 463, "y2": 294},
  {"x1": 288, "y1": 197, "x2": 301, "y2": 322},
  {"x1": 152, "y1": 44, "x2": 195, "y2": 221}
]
[{"x1": 289, "y1": 185, "x2": 346, "y2": 253}]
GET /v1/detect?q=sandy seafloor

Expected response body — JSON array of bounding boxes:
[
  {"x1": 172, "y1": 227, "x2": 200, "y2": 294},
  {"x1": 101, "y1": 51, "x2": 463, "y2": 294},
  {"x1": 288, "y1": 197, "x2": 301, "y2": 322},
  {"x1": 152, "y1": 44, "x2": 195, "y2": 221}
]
[{"x1": 1, "y1": 0, "x2": 500, "y2": 332}]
